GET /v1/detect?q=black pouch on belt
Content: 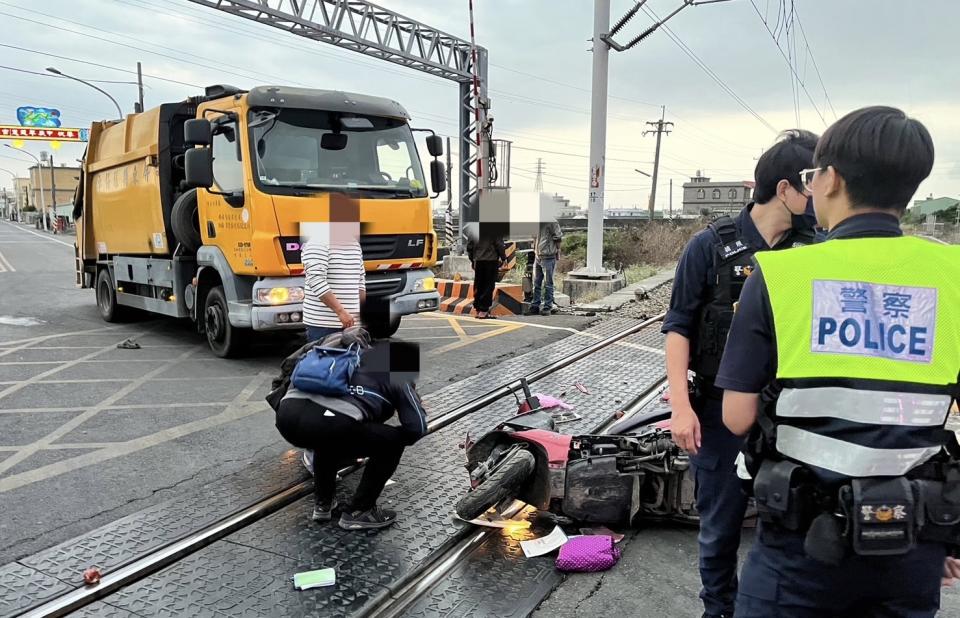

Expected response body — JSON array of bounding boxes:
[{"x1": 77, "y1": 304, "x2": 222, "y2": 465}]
[
  {"x1": 850, "y1": 477, "x2": 915, "y2": 556},
  {"x1": 916, "y1": 474, "x2": 960, "y2": 545}
]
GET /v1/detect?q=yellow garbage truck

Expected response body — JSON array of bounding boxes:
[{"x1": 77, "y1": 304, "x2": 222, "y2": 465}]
[{"x1": 75, "y1": 85, "x2": 443, "y2": 357}]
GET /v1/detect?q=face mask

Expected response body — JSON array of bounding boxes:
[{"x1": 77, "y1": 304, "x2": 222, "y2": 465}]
[{"x1": 792, "y1": 195, "x2": 818, "y2": 231}]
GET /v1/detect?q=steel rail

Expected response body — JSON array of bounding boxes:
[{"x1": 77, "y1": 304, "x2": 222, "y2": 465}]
[
  {"x1": 22, "y1": 314, "x2": 664, "y2": 618},
  {"x1": 366, "y1": 375, "x2": 670, "y2": 618}
]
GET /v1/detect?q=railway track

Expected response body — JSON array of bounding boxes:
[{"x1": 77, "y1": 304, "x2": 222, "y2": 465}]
[{"x1": 17, "y1": 314, "x2": 667, "y2": 618}]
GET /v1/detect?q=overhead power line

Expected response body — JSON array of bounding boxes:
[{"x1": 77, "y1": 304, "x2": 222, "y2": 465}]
[
  {"x1": 793, "y1": 8, "x2": 838, "y2": 119},
  {"x1": 0, "y1": 64, "x2": 141, "y2": 85},
  {"x1": 747, "y1": 0, "x2": 829, "y2": 127},
  {"x1": 639, "y1": 4, "x2": 778, "y2": 134},
  {"x1": 0, "y1": 43, "x2": 202, "y2": 88}
]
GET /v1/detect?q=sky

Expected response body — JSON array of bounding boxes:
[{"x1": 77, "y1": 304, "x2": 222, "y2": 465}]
[{"x1": 0, "y1": 0, "x2": 957, "y2": 213}]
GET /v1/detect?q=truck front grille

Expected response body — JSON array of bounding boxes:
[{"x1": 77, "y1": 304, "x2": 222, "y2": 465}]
[
  {"x1": 360, "y1": 234, "x2": 427, "y2": 261},
  {"x1": 365, "y1": 271, "x2": 406, "y2": 296}
]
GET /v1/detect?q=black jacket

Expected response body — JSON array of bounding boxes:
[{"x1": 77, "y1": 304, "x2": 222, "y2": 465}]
[{"x1": 268, "y1": 340, "x2": 428, "y2": 444}]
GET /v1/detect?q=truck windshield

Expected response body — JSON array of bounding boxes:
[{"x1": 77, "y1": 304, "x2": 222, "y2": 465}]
[{"x1": 250, "y1": 108, "x2": 427, "y2": 198}]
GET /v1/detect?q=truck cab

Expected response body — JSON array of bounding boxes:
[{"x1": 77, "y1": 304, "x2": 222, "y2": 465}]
[{"x1": 77, "y1": 85, "x2": 443, "y2": 357}]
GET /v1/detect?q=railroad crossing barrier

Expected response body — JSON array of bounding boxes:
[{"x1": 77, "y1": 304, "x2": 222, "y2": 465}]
[{"x1": 437, "y1": 279, "x2": 524, "y2": 316}]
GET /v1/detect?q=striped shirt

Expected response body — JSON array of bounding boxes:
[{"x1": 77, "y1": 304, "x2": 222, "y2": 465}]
[{"x1": 302, "y1": 239, "x2": 365, "y2": 328}]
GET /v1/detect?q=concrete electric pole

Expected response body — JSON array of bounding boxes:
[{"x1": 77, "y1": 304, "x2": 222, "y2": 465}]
[
  {"x1": 573, "y1": 0, "x2": 726, "y2": 279},
  {"x1": 643, "y1": 106, "x2": 673, "y2": 220}
]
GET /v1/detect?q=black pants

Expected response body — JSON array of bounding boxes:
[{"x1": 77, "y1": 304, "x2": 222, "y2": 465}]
[
  {"x1": 276, "y1": 398, "x2": 406, "y2": 511},
  {"x1": 473, "y1": 260, "x2": 499, "y2": 312}
]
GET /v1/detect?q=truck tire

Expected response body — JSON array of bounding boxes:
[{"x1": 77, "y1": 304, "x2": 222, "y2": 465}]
[
  {"x1": 454, "y1": 448, "x2": 535, "y2": 521},
  {"x1": 96, "y1": 268, "x2": 127, "y2": 322},
  {"x1": 171, "y1": 189, "x2": 202, "y2": 252},
  {"x1": 367, "y1": 316, "x2": 401, "y2": 339},
  {"x1": 203, "y1": 285, "x2": 244, "y2": 358}
]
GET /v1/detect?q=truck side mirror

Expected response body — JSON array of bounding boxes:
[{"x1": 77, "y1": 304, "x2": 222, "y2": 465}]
[
  {"x1": 184, "y1": 119, "x2": 212, "y2": 146},
  {"x1": 184, "y1": 148, "x2": 213, "y2": 189},
  {"x1": 426, "y1": 134, "x2": 443, "y2": 157},
  {"x1": 430, "y1": 159, "x2": 446, "y2": 194}
]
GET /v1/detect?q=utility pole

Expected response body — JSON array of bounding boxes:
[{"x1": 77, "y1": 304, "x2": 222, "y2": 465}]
[
  {"x1": 136, "y1": 62, "x2": 145, "y2": 113},
  {"x1": 583, "y1": 0, "x2": 611, "y2": 275},
  {"x1": 643, "y1": 106, "x2": 673, "y2": 220},
  {"x1": 534, "y1": 158, "x2": 545, "y2": 192},
  {"x1": 669, "y1": 178, "x2": 673, "y2": 219}
]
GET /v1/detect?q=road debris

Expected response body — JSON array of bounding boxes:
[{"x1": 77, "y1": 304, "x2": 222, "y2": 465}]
[
  {"x1": 116, "y1": 338, "x2": 141, "y2": 350},
  {"x1": 82, "y1": 567, "x2": 101, "y2": 585}
]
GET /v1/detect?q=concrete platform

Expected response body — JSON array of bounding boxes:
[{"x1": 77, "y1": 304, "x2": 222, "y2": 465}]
[{"x1": 576, "y1": 263, "x2": 676, "y2": 312}]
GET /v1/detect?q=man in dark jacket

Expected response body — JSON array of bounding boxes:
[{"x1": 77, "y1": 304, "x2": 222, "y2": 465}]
[
  {"x1": 272, "y1": 327, "x2": 427, "y2": 530},
  {"x1": 467, "y1": 226, "x2": 507, "y2": 319}
]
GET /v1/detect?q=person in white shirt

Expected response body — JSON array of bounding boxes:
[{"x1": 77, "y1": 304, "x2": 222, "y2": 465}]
[{"x1": 301, "y1": 196, "x2": 366, "y2": 342}]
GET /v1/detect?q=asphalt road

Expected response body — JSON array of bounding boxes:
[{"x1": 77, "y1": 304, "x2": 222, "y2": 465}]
[{"x1": 0, "y1": 221, "x2": 596, "y2": 564}]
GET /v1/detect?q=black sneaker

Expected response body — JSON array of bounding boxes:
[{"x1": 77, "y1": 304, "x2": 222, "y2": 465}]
[
  {"x1": 527, "y1": 305, "x2": 540, "y2": 315},
  {"x1": 540, "y1": 306, "x2": 552, "y2": 316},
  {"x1": 311, "y1": 498, "x2": 338, "y2": 522},
  {"x1": 338, "y1": 506, "x2": 397, "y2": 530}
]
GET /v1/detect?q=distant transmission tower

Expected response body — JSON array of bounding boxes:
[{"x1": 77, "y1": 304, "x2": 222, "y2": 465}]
[{"x1": 534, "y1": 157, "x2": 545, "y2": 192}]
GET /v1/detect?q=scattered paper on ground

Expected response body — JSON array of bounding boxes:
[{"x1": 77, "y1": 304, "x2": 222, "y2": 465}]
[{"x1": 520, "y1": 525, "x2": 568, "y2": 558}]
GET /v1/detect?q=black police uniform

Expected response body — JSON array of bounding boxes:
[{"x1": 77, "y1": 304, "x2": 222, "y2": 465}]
[
  {"x1": 663, "y1": 203, "x2": 814, "y2": 617},
  {"x1": 716, "y1": 213, "x2": 956, "y2": 617}
]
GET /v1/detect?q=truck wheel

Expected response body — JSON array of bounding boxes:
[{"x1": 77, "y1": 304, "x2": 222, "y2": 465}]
[
  {"x1": 203, "y1": 285, "x2": 243, "y2": 358},
  {"x1": 96, "y1": 269, "x2": 126, "y2": 322},
  {"x1": 171, "y1": 189, "x2": 202, "y2": 252},
  {"x1": 367, "y1": 316, "x2": 401, "y2": 339},
  {"x1": 455, "y1": 448, "x2": 535, "y2": 521}
]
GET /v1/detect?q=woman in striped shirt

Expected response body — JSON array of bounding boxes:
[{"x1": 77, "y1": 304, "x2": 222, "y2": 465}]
[{"x1": 301, "y1": 223, "x2": 366, "y2": 342}]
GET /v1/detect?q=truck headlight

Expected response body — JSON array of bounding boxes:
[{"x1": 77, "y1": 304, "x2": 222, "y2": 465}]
[
  {"x1": 256, "y1": 286, "x2": 305, "y2": 305},
  {"x1": 414, "y1": 277, "x2": 436, "y2": 292}
]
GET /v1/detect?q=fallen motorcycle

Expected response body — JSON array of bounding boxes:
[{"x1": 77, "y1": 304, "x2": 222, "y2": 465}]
[{"x1": 455, "y1": 382, "x2": 698, "y2": 525}]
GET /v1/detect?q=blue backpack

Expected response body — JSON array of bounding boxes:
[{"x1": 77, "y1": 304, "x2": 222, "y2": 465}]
[{"x1": 291, "y1": 343, "x2": 362, "y2": 396}]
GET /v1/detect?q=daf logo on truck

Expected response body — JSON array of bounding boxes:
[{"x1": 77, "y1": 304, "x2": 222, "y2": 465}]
[{"x1": 75, "y1": 84, "x2": 445, "y2": 357}]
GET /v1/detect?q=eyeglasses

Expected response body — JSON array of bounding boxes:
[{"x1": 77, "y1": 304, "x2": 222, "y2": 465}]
[{"x1": 799, "y1": 168, "x2": 821, "y2": 190}]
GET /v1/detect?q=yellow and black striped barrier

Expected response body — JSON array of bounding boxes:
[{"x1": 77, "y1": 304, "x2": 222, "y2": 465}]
[{"x1": 436, "y1": 278, "x2": 524, "y2": 316}]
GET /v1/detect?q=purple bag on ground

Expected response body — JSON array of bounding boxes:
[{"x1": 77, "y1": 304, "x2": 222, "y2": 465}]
[{"x1": 555, "y1": 535, "x2": 621, "y2": 572}]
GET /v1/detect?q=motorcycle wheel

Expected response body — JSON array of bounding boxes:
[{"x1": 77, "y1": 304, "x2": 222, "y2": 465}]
[{"x1": 455, "y1": 448, "x2": 536, "y2": 521}]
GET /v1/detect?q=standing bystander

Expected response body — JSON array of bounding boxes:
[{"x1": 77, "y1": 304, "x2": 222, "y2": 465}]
[
  {"x1": 529, "y1": 219, "x2": 563, "y2": 316},
  {"x1": 301, "y1": 196, "x2": 367, "y2": 342}
]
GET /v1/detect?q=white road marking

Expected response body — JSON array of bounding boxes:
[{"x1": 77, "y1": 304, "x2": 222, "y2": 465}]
[
  {"x1": 0, "y1": 330, "x2": 159, "y2": 402},
  {"x1": 0, "y1": 326, "x2": 128, "y2": 351},
  {"x1": 1, "y1": 221, "x2": 74, "y2": 247},
  {"x1": 0, "y1": 249, "x2": 13, "y2": 272},
  {"x1": 0, "y1": 346, "x2": 197, "y2": 477},
  {"x1": 0, "y1": 372, "x2": 270, "y2": 493},
  {"x1": 0, "y1": 316, "x2": 43, "y2": 327}
]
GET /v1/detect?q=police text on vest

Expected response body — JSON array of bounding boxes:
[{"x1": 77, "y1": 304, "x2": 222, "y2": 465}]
[{"x1": 811, "y1": 280, "x2": 937, "y2": 363}]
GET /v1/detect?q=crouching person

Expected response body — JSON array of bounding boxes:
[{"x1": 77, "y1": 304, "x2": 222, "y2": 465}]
[{"x1": 273, "y1": 326, "x2": 427, "y2": 530}]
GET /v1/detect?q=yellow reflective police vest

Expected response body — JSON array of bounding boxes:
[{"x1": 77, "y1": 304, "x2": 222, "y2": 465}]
[{"x1": 755, "y1": 236, "x2": 960, "y2": 483}]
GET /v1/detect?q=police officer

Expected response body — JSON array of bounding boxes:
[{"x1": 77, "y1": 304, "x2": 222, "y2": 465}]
[
  {"x1": 663, "y1": 129, "x2": 819, "y2": 618},
  {"x1": 719, "y1": 106, "x2": 960, "y2": 616}
]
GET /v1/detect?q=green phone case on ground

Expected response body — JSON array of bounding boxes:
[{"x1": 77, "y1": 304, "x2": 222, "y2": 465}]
[{"x1": 293, "y1": 568, "x2": 336, "y2": 590}]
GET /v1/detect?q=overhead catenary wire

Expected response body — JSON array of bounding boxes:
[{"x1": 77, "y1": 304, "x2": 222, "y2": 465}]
[
  {"x1": 747, "y1": 0, "x2": 829, "y2": 127},
  {"x1": 793, "y1": 6, "x2": 837, "y2": 119},
  {"x1": 637, "y1": 4, "x2": 777, "y2": 134}
]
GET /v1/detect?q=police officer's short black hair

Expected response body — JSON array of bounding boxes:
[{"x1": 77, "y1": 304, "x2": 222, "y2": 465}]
[
  {"x1": 814, "y1": 106, "x2": 934, "y2": 212},
  {"x1": 753, "y1": 129, "x2": 819, "y2": 204}
]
